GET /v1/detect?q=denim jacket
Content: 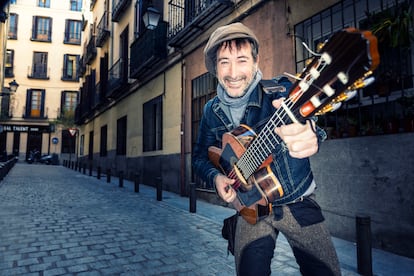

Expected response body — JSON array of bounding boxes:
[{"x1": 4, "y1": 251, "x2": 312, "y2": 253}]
[{"x1": 192, "y1": 77, "x2": 326, "y2": 206}]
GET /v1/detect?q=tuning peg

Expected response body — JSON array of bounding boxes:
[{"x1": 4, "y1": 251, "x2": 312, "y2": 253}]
[
  {"x1": 315, "y1": 102, "x2": 342, "y2": 115},
  {"x1": 348, "y1": 73, "x2": 375, "y2": 90},
  {"x1": 344, "y1": 90, "x2": 358, "y2": 101}
]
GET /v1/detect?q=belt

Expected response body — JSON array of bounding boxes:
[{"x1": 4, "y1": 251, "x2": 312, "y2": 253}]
[{"x1": 239, "y1": 203, "x2": 273, "y2": 225}]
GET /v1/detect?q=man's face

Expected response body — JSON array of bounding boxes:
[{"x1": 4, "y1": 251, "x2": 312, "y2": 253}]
[{"x1": 216, "y1": 40, "x2": 258, "y2": 98}]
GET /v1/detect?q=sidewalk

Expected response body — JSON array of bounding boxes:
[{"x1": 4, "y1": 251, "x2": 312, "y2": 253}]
[
  {"x1": 128, "y1": 175, "x2": 414, "y2": 276},
  {"x1": 0, "y1": 163, "x2": 413, "y2": 275}
]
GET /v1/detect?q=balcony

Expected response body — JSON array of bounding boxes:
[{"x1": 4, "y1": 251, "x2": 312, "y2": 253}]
[
  {"x1": 130, "y1": 21, "x2": 168, "y2": 79},
  {"x1": 27, "y1": 65, "x2": 49, "y2": 80},
  {"x1": 168, "y1": 0, "x2": 234, "y2": 48},
  {"x1": 74, "y1": 75, "x2": 96, "y2": 124},
  {"x1": 112, "y1": 0, "x2": 131, "y2": 22},
  {"x1": 96, "y1": 12, "x2": 110, "y2": 47},
  {"x1": 82, "y1": 35, "x2": 97, "y2": 66},
  {"x1": 31, "y1": 30, "x2": 52, "y2": 42},
  {"x1": 107, "y1": 58, "x2": 128, "y2": 99}
]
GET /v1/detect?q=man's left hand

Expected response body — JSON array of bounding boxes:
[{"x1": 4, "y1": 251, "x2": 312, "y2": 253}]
[
  {"x1": 274, "y1": 120, "x2": 318, "y2": 158},
  {"x1": 273, "y1": 98, "x2": 318, "y2": 158}
]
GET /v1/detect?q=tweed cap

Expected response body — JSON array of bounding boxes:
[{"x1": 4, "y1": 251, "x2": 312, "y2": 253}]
[{"x1": 204, "y1": 22, "x2": 259, "y2": 75}]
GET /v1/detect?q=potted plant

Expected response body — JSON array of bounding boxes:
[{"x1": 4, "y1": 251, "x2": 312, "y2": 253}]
[{"x1": 366, "y1": 0, "x2": 413, "y2": 49}]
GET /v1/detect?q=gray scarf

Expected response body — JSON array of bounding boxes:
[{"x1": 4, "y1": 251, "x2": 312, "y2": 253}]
[{"x1": 217, "y1": 70, "x2": 262, "y2": 126}]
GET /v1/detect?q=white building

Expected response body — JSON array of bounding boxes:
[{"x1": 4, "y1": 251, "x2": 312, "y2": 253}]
[{"x1": 1, "y1": 0, "x2": 84, "y2": 161}]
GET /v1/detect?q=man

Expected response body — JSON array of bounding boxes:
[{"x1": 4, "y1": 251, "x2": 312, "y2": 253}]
[{"x1": 192, "y1": 22, "x2": 341, "y2": 275}]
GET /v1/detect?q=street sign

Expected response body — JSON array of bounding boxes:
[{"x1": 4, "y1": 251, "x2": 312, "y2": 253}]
[
  {"x1": 68, "y1": 128, "x2": 77, "y2": 137},
  {"x1": 52, "y1": 137, "x2": 59, "y2": 144}
]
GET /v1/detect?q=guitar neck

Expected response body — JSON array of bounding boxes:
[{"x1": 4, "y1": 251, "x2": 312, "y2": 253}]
[{"x1": 236, "y1": 102, "x2": 298, "y2": 179}]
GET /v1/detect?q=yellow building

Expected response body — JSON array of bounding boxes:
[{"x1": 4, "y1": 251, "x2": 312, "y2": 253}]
[{"x1": 0, "y1": 0, "x2": 83, "y2": 162}]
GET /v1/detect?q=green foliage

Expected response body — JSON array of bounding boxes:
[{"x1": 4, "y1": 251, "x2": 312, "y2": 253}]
[{"x1": 366, "y1": 0, "x2": 413, "y2": 48}]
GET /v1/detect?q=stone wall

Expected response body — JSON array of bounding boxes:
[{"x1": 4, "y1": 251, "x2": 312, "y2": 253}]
[{"x1": 311, "y1": 132, "x2": 414, "y2": 258}]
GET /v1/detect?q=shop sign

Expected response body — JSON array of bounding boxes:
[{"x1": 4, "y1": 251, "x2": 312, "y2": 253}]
[{"x1": 0, "y1": 124, "x2": 51, "y2": 133}]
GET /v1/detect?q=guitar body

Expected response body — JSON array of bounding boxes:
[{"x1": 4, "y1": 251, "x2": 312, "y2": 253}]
[{"x1": 208, "y1": 125, "x2": 284, "y2": 204}]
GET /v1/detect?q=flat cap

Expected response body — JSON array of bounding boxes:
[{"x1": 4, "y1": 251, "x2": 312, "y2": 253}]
[{"x1": 204, "y1": 22, "x2": 259, "y2": 75}]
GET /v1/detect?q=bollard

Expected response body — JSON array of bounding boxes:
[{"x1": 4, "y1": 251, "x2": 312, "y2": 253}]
[
  {"x1": 71, "y1": 161, "x2": 75, "y2": 170},
  {"x1": 78, "y1": 162, "x2": 82, "y2": 172},
  {"x1": 106, "y1": 169, "x2": 111, "y2": 183},
  {"x1": 156, "y1": 176, "x2": 162, "y2": 201},
  {"x1": 189, "y1": 182, "x2": 197, "y2": 213},
  {"x1": 97, "y1": 166, "x2": 101, "y2": 179},
  {"x1": 134, "y1": 173, "x2": 140, "y2": 193},
  {"x1": 119, "y1": 171, "x2": 124, "y2": 188},
  {"x1": 83, "y1": 163, "x2": 86, "y2": 174},
  {"x1": 89, "y1": 163, "x2": 92, "y2": 176},
  {"x1": 356, "y1": 215, "x2": 373, "y2": 276}
]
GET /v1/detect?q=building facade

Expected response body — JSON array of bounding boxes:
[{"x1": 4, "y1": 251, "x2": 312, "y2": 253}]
[
  {"x1": 0, "y1": 0, "x2": 83, "y2": 161},
  {"x1": 75, "y1": 0, "x2": 414, "y2": 257}
]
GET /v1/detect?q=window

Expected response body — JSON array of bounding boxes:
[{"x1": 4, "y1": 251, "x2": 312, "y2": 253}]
[
  {"x1": 61, "y1": 130, "x2": 76, "y2": 154},
  {"x1": 80, "y1": 134, "x2": 84, "y2": 156},
  {"x1": 294, "y1": 0, "x2": 413, "y2": 138},
  {"x1": 60, "y1": 91, "x2": 78, "y2": 117},
  {"x1": 62, "y1": 54, "x2": 79, "y2": 81},
  {"x1": 64, "y1": 20, "x2": 81, "y2": 44},
  {"x1": 32, "y1": 16, "x2": 52, "y2": 41},
  {"x1": 117, "y1": 116, "x2": 127, "y2": 155},
  {"x1": 5, "y1": 50, "x2": 14, "y2": 78},
  {"x1": 70, "y1": 0, "x2": 82, "y2": 11},
  {"x1": 8, "y1": 13, "x2": 17, "y2": 39},
  {"x1": 134, "y1": 0, "x2": 144, "y2": 37},
  {"x1": 191, "y1": 73, "x2": 217, "y2": 188},
  {"x1": 25, "y1": 89, "x2": 45, "y2": 118},
  {"x1": 88, "y1": 131, "x2": 93, "y2": 160},
  {"x1": 191, "y1": 73, "x2": 217, "y2": 149},
  {"x1": 37, "y1": 0, "x2": 50, "y2": 8},
  {"x1": 143, "y1": 96, "x2": 162, "y2": 152},
  {"x1": 29, "y1": 52, "x2": 48, "y2": 79},
  {"x1": 100, "y1": 125, "x2": 107, "y2": 157}
]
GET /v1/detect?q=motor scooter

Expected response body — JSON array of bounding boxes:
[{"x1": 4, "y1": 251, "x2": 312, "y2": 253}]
[
  {"x1": 26, "y1": 149, "x2": 40, "y2": 164},
  {"x1": 39, "y1": 154, "x2": 53, "y2": 165}
]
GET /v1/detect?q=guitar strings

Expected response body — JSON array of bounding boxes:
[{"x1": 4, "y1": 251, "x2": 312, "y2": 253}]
[{"x1": 236, "y1": 52, "x2": 329, "y2": 179}]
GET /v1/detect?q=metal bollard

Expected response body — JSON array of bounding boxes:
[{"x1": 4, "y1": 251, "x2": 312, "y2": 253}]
[
  {"x1": 89, "y1": 163, "x2": 92, "y2": 176},
  {"x1": 356, "y1": 215, "x2": 373, "y2": 276},
  {"x1": 97, "y1": 166, "x2": 101, "y2": 179},
  {"x1": 119, "y1": 171, "x2": 124, "y2": 188},
  {"x1": 83, "y1": 163, "x2": 86, "y2": 174},
  {"x1": 106, "y1": 169, "x2": 111, "y2": 183},
  {"x1": 78, "y1": 162, "x2": 82, "y2": 172},
  {"x1": 189, "y1": 182, "x2": 197, "y2": 213},
  {"x1": 134, "y1": 173, "x2": 140, "y2": 193},
  {"x1": 156, "y1": 176, "x2": 162, "y2": 201}
]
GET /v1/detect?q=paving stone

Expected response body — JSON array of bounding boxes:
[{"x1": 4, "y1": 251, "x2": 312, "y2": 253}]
[{"x1": 0, "y1": 163, "x2": 413, "y2": 275}]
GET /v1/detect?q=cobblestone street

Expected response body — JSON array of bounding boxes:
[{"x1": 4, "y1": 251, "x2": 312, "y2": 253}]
[{"x1": 1, "y1": 163, "x2": 413, "y2": 275}]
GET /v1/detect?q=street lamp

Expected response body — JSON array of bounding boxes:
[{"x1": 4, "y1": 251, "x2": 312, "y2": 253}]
[
  {"x1": 0, "y1": 80, "x2": 19, "y2": 118},
  {"x1": 143, "y1": 6, "x2": 160, "y2": 30},
  {"x1": 8, "y1": 79, "x2": 19, "y2": 93},
  {"x1": 0, "y1": 79, "x2": 19, "y2": 96}
]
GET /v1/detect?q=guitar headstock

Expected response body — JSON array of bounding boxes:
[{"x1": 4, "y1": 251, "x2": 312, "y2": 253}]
[{"x1": 288, "y1": 28, "x2": 380, "y2": 119}]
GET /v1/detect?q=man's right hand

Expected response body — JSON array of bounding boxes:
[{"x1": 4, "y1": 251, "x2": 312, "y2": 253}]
[{"x1": 215, "y1": 174, "x2": 237, "y2": 203}]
